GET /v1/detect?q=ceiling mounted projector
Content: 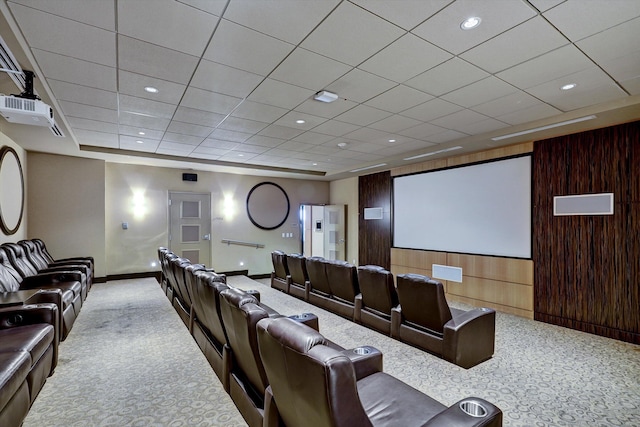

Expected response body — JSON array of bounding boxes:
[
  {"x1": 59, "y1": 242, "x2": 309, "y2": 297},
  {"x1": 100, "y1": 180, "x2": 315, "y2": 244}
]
[
  {"x1": 0, "y1": 95, "x2": 54, "y2": 127},
  {"x1": 314, "y1": 90, "x2": 339, "y2": 103}
]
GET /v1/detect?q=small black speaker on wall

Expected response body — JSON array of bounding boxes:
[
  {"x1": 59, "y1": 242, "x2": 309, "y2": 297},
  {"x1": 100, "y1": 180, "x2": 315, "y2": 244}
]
[{"x1": 182, "y1": 173, "x2": 198, "y2": 182}]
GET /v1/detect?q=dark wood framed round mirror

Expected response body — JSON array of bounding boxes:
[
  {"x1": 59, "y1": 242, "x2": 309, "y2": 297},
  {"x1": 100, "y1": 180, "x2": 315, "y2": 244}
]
[
  {"x1": 0, "y1": 146, "x2": 25, "y2": 235},
  {"x1": 246, "y1": 182, "x2": 290, "y2": 230}
]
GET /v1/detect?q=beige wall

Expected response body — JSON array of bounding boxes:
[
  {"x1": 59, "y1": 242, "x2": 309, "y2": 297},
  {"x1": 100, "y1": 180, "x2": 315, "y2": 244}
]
[
  {"x1": 27, "y1": 152, "x2": 107, "y2": 277},
  {"x1": 329, "y1": 177, "x2": 358, "y2": 265},
  {"x1": 106, "y1": 163, "x2": 329, "y2": 276},
  {"x1": 0, "y1": 131, "x2": 27, "y2": 243}
]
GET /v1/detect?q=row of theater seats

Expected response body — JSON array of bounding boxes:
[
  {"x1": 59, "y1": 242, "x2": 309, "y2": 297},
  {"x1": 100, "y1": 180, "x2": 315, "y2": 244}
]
[
  {"x1": 270, "y1": 251, "x2": 496, "y2": 370},
  {"x1": 158, "y1": 247, "x2": 503, "y2": 427},
  {"x1": 0, "y1": 239, "x2": 94, "y2": 427}
]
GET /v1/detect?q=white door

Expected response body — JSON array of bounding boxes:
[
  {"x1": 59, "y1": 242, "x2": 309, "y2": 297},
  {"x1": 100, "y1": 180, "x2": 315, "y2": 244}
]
[
  {"x1": 168, "y1": 192, "x2": 211, "y2": 265},
  {"x1": 323, "y1": 205, "x2": 346, "y2": 261}
]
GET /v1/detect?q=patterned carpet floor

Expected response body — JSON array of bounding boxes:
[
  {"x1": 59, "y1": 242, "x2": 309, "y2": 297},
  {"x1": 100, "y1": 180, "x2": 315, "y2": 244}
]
[{"x1": 24, "y1": 276, "x2": 640, "y2": 427}]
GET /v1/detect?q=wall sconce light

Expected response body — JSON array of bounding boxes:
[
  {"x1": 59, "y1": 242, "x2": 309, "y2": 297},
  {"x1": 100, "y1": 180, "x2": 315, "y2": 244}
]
[
  {"x1": 131, "y1": 188, "x2": 147, "y2": 219},
  {"x1": 222, "y1": 193, "x2": 236, "y2": 220}
]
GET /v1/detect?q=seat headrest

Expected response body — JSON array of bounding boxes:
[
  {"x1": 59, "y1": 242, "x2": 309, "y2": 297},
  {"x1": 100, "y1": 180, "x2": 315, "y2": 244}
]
[
  {"x1": 259, "y1": 317, "x2": 326, "y2": 354},
  {"x1": 221, "y1": 287, "x2": 258, "y2": 308}
]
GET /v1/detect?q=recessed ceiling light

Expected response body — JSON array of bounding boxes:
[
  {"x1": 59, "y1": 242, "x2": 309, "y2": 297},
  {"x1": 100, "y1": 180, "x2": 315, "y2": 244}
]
[
  {"x1": 561, "y1": 83, "x2": 577, "y2": 91},
  {"x1": 238, "y1": 154, "x2": 244, "y2": 157},
  {"x1": 296, "y1": 119, "x2": 306, "y2": 124},
  {"x1": 144, "y1": 86, "x2": 158, "y2": 93},
  {"x1": 461, "y1": 17, "x2": 481, "y2": 30},
  {"x1": 312, "y1": 162, "x2": 318, "y2": 166},
  {"x1": 138, "y1": 131, "x2": 145, "y2": 135},
  {"x1": 337, "y1": 142, "x2": 347, "y2": 148},
  {"x1": 388, "y1": 139, "x2": 396, "y2": 143},
  {"x1": 135, "y1": 140, "x2": 144, "y2": 144}
]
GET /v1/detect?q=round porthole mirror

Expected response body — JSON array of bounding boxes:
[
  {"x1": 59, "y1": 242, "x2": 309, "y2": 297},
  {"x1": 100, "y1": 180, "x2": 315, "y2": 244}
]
[
  {"x1": 0, "y1": 146, "x2": 25, "y2": 235},
  {"x1": 246, "y1": 182, "x2": 290, "y2": 230}
]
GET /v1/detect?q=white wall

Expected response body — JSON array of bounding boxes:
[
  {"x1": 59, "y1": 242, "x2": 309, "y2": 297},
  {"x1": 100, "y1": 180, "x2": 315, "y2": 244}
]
[{"x1": 0, "y1": 130, "x2": 27, "y2": 244}]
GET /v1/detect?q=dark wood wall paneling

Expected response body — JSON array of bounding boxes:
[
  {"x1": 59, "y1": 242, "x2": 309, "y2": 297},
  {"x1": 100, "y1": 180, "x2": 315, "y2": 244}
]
[
  {"x1": 358, "y1": 171, "x2": 391, "y2": 269},
  {"x1": 533, "y1": 120, "x2": 640, "y2": 344}
]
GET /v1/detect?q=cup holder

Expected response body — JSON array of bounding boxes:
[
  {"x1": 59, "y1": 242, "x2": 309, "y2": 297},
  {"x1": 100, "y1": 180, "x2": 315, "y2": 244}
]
[
  {"x1": 459, "y1": 400, "x2": 487, "y2": 418},
  {"x1": 291, "y1": 313, "x2": 309, "y2": 319},
  {"x1": 353, "y1": 347, "x2": 371, "y2": 355}
]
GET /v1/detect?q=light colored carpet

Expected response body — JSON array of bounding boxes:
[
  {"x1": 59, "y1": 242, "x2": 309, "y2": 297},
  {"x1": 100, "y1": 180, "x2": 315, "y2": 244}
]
[{"x1": 24, "y1": 276, "x2": 640, "y2": 427}]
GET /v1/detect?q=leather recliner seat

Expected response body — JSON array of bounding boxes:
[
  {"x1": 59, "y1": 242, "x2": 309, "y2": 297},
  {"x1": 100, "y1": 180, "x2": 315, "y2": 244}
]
[
  {"x1": 20, "y1": 240, "x2": 93, "y2": 291},
  {"x1": 355, "y1": 265, "x2": 399, "y2": 336},
  {"x1": 284, "y1": 254, "x2": 308, "y2": 300},
  {"x1": 269, "y1": 250, "x2": 289, "y2": 293}
]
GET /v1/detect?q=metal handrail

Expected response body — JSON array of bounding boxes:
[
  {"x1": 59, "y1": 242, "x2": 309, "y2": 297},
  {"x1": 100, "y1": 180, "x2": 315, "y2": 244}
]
[{"x1": 221, "y1": 239, "x2": 265, "y2": 249}]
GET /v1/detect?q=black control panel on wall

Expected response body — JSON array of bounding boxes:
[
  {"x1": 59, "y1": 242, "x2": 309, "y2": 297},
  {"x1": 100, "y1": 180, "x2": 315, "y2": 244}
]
[{"x1": 182, "y1": 173, "x2": 198, "y2": 182}]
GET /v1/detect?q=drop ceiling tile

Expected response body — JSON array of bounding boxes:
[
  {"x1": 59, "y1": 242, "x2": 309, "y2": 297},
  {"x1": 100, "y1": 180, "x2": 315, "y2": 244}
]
[
  {"x1": 472, "y1": 91, "x2": 545, "y2": 117},
  {"x1": 191, "y1": 60, "x2": 263, "y2": 98},
  {"x1": 326, "y1": 69, "x2": 397, "y2": 103},
  {"x1": 218, "y1": 117, "x2": 269, "y2": 134},
  {"x1": 118, "y1": 71, "x2": 186, "y2": 105},
  {"x1": 496, "y1": 44, "x2": 594, "y2": 89},
  {"x1": 120, "y1": 136, "x2": 161, "y2": 151},
  {"x1": 9, "y1": 3, "x2": 116, "y2": 66},
  {"x1": 307, "y1": 120, "x2": 361, "y2": 137},
  {"x1": 191, "y1": 146, "x2": 229, "y2": 157},
  {"x1": 270, "y1": 48, "x2": 352, "y2": 91},
  {"x1": 367, "y1": 115, "x2": 423, "y2": 133},
  {"x1": 118, "y1": 125, "x2": 165, "y2": 140},
  {"x1": 162, "y1": 133, "x2": 206, "y2": 145},
  {"x1": 264, "y1": 148, "x2": 299, "y2": 158},
  {"x1": 527, "y1": 0, "x2": 565, "y2": 13},
  {"x1": 365, "y1": 85, "x2": 433, "y2": 113},
  {"x1": 231, "y1": 101, "x2": 288, "y2": 123},
  {"x1": 176, "y1": 0, "x2": 228, "y2": 16},
  {"x1": 277, "y1": 141, "x2": 315, "y2": 152},
  {"x1": 67, "y1": 117, "x2": 118, "y2": 133},
  {"x1": 59, "y1": 100, "x2": 117, "y2": 122},
  {"x1": 273, "y1": 112, "x2": 328, "y2": 131},
  {"x1": 173, "y1": 107, "x2": 226, "y2": 127},
  {"x1": 620, "y1": 76, "x2": 640, "y2": 95},
  {"x1": 154, "y1": 141, "x2": 192, "y2": 153},
  {"x1": 166, "y1": 121, "x2": 213, "y2": 138},
  {"x1": 359, "y1": 33, "x2": 452, "y2": 83},
  {"x1": 292, "y1": 132, "x2": 336, "y2": 145},
  {"x1": 201, "y1": 139, "x2": 240, "y2": 150},
  {"x1": 301, "y1": 2, "x2": 404, "y2": 66},
  {"x1": 426, "y1": 129, "x2": 469, "y2": 143},
  {"x1": 454, "y1": 118, "x2": 509, "y2": 135},
  {"x1": 398, "y1": 122, "x2": 448, "y2": 140},
  {"x1": 405, "y1": 58, "x2": 488, "y2": 96},
  {"x1": 47, "y1": 79, "x2": 117, "y2": 110},
  {"x1": 218, "y1": 152, "x2": 257, "y2": 162},
  {"x1": 294, "y1": 99, "x2": 358, "y2": 119},
  {"x1": 180, "y1": 87, "x2": 242, "y2": 115},
  {"x1": 247, "y1": 79, "x2": 314, "y2": 109},
  {"x1": 119, "y1": 95, "x2": 177, "y2": 119},
  {"x1": 224, "y1": 0, "x2": 340, "y2": 44},
  {"x1": 496, "y1": 103, "x2": 562, "y2": 125},
  {"x1": 430, "y1": 109, "x2": 489, "y2": 130},
  {"x1": 335, "y1": 105, "x2": 392, "y2": 126},
  {"x1": 244, "y1": 135, "x2": 286, "y2": 148},
  {"x1": 157, "y1": 147, "x2": 196, "y2": 156},
  {"x1": 32, "y1": 49, "x2": 116, "y2": 91},
  {"x1": 73, "y1": 129, "x2": 118, "y2": 148},
  {"x1": 203, "y1": 19, "x2": 294, "y2": 76},
  {"x1": 208, "y1": 128, "x2": 252, "y2": 143},
  {"x1": 118, "y1": 0, "x2": 218, "y2": 56},
  {"x1": 118, "y1": 35, "x2": 198, "y2": 84},
  {"x1": 543, "y1": 0, "x2": 640, "y2": 42},
  {"x1": 343, "y1": 127, "x2": 395, "y2": 144},
  {"x1": 400, "y1": 98, "x2": 464, "y2": 121},
  {"x1": 413, "y1": 0, "x2": 537, "y2": 55},
  {"x1": 9, "y1": 0, "x2": 116, "y2": 30},
  {"x1": 258, "y1": 124, "x2": 305, "y2": 140},
  {"x1": 350, "y1": 0, "x2": 452, "y2": 30},
  {"x1": 460, "y1": 16, "x2": 568, "y2": 73},
  {"x1": 118, "y1": 112, "x2": 170, "y2": 131},
  {"x1": 232, "y1": 144, "x2": 270, "y2": 154},
  {"x1": 306, "y1": 145, "x2": 342, "y2": 156},
  {"x1": 441, "y1": 76, "x2": 518, "y2": 108}
]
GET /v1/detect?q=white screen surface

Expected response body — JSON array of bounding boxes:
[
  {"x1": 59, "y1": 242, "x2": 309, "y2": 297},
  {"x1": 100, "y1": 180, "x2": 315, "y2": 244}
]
[{"x1": 393, "y1": 156, "x2": 531, "y2": 258}]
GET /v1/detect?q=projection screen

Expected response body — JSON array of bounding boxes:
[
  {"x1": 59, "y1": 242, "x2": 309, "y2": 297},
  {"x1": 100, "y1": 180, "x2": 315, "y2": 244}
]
[{"x1": 393, "y1": 155, "x2": 531, "y2": 258}]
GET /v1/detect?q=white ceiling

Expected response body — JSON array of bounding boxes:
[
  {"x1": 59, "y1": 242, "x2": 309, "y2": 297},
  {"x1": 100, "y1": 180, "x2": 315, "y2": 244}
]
[{"x1": 1, "y1": 0, "x2": 639, "y2": 180}]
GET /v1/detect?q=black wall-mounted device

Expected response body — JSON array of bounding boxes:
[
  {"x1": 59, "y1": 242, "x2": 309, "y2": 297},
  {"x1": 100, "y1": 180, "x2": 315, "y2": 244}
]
[{"x1": 182, "y1": 173, "x2": 197, "y2": 182}]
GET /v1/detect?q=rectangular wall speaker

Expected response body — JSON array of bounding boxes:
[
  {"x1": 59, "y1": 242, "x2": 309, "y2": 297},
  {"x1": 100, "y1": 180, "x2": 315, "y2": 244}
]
[
  {"x1": 432, "y1": 264, "x2": 463, "y2": 283},
  {"x1": 553, "y1": 193, "x2": 614, "y2": 216},
  {"x1": 363, "y1": 207, "x2": 383, "y2": 220},
  {"x1": 182, "y1": 173, "x2": 198, "y2": 182}
]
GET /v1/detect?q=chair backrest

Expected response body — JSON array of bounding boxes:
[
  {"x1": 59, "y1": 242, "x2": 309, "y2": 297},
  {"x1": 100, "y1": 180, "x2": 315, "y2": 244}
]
[
  {"x1": 271, "y1": 250, "x2": 289, "y2": 280},
  {"x1": 396, "y1": 274, "x2": 452, "y2": 334},
  {"x1": 257, "y1": 317, "x2": 372, "y2": 427},
  {"x1": 326, "y1": 260, "x2": 359, "y2": 304},
  {"x1": 220, "y1": 287, "x2": 270, "y2": 398},
  {"x1": 357, "y1": 265, "x2": 398, "y2": 315},
  {"x1": 0, "y1": 247, "x2": 23, "y2": 291},
  {"x1": 1, "y1": 243, "x2": 39, "y2": 278},
  {"x1": 286, "y1": 254, "x2": 308, "y2": 287},
  {"x1": 18, "y1": 240, "x2": 50, "y2": 271},
  {"x1": 191, "y1": 270, "x2": 230, "y2": 346},
  {"x1": 169, "y1": 257, "x2": 192, "y2": 305},
  {"x1": 32, "y1": 238, "x2": 55, "y2": 264},
  {"x1": 305, "y1": 256, "x2": 331, "y2": 295}
]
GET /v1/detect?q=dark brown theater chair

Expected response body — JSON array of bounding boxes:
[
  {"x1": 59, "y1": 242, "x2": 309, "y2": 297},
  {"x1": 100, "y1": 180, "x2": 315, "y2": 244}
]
[
  {"x1": 392, "y1": 274, "x2": 496, "y2": 369},
  {"x1": 305, "y1": 256, "x2": 331, "y2": 305},
  {"x1": 325, "y1": 260, "x2": 360, "y2": 320},
  {"x1": 284, "y1": 254, "x2": 308, "y2": 300},
  {"x1": 257, "y1": 316, "x2": 502, "y2": 427},
  {"x1": 355, "y1": 265, "x2": 399, "y2": 336},
  {"x1": 269, "y1": 250, "x2": 289, "y2": 293},
  {"x1": 31, "y1": 238, "x2": 94, "y2": 274},
  {"x1": 168, "y1": 257, "x2": 195, "y2": 327},
  {"x1": 19, "y1": 240, "x2": 93, "y2": 291}
]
